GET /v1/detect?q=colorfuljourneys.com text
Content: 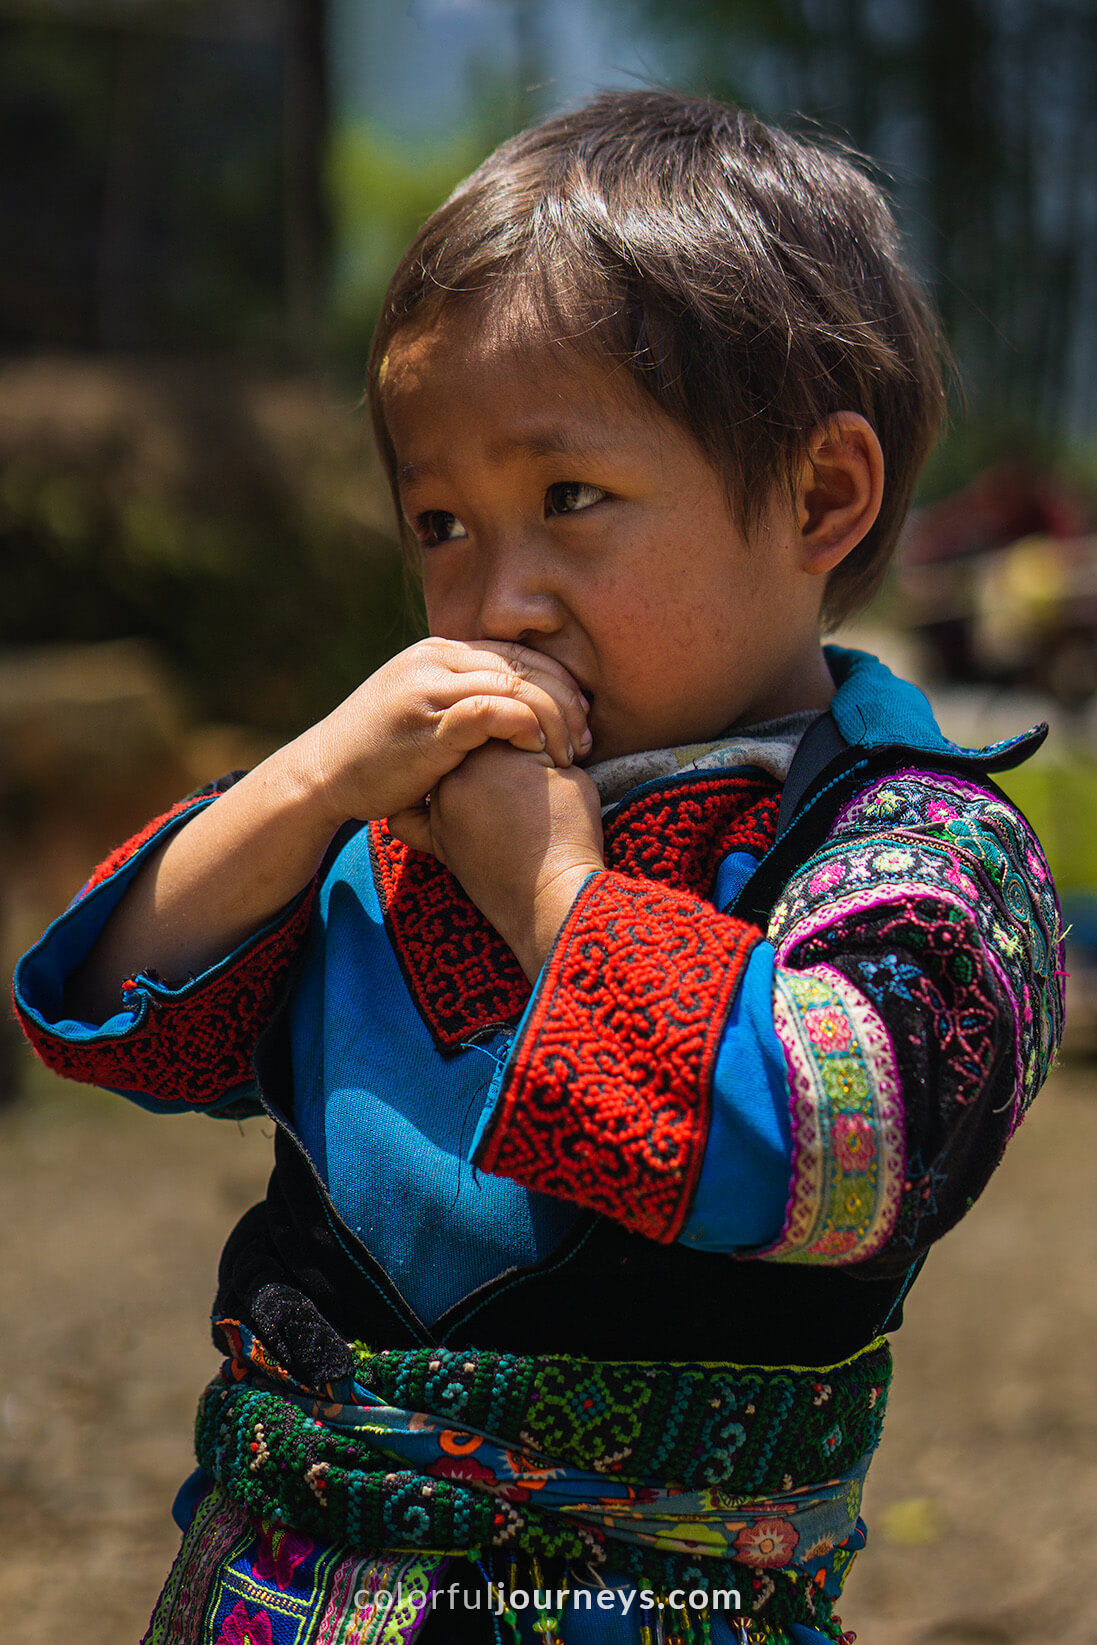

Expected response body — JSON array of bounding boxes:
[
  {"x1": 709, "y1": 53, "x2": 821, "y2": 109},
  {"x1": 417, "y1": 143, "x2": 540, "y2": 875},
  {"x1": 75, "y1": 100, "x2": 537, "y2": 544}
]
[{"x1": 351, "y1": 1581, "x2": 742, "y2": 1616}]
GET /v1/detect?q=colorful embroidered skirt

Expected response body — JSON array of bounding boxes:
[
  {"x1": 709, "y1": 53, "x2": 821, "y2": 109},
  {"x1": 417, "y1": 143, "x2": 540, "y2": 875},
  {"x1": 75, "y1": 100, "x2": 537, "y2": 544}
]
[{"x1": 143, "y1": 1487, "x2": 852, "y2": 1645}]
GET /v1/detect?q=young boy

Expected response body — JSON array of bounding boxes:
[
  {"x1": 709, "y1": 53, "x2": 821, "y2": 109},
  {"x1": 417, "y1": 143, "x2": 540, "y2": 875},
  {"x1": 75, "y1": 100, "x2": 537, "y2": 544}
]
[{"x1": 15, "y1": 91, "x2": 1063, "y2": 1645}]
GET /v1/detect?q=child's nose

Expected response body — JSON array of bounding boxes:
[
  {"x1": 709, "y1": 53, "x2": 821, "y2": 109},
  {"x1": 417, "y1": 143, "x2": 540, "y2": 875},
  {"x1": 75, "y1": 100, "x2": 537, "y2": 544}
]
[{"x1": 475, "y1": 543, "x2": 560, "y2": 640}]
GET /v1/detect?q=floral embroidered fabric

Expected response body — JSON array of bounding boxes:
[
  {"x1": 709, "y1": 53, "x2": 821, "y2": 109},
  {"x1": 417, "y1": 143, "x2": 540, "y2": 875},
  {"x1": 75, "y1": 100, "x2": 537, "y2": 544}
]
[
  {"x1": 764, "y1": 967, "x2": 904, "y2": 1263},
  {"x1": 765, "y1": 769, "x2": 1065, "y2": 1263},
  {"x1": 142, "y1": 1483, "x2": 441, "y2": 1645}
]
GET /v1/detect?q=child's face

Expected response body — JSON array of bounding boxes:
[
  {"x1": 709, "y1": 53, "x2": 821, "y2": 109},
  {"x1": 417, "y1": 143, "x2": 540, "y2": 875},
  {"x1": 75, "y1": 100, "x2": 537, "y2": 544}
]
[{"x1": 381, "y1": 310, "x2": 831, "y2": 763}]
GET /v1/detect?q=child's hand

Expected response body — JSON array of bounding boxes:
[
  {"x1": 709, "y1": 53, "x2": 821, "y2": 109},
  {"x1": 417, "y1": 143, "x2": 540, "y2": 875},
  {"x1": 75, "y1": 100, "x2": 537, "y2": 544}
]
[
  {"x1": 297, "y1": 638, "x2": 591, "y2": 829},
  {"x1": 403, "y1": 741, "x2": 604, "y2": 980}
]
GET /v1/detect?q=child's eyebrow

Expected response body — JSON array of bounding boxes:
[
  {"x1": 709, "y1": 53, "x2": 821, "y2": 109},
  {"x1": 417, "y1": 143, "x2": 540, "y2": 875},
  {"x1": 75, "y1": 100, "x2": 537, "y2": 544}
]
[
  {"x1": 498, "y1": 429, "x2": 620, "y2": 464},
  {"x1": 398, "y1": 428, "x2": 626, "y2": 488}
]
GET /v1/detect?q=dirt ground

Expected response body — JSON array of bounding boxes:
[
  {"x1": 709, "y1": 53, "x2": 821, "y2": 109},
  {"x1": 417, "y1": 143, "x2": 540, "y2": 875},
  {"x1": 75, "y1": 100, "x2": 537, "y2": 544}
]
[{"x1": 3, "y1": 1052, "x2": 1097, "y2": 1645}]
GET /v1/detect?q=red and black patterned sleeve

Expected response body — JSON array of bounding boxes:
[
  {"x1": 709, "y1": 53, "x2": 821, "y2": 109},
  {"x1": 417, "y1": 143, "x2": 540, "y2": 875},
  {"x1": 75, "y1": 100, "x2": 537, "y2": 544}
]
[
  {"x1": 13, "y1": 778, "x2": 316, "y2": 1112},
  {"x1": 473, "y1": 869, "x2": 765, "y2": 1242}
]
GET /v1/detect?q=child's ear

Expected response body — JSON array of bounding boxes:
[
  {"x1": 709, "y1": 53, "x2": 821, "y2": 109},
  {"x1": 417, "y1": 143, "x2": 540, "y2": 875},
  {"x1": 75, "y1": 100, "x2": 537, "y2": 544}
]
[{"x1": 795, "y1": 413, "x2": 885, "y2": 575}]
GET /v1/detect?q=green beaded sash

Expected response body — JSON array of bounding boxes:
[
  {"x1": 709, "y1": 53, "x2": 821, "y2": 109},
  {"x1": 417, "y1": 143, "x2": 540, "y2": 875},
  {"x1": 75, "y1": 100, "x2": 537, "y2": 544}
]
[{"x1": 195, "y1": 1329, "x2": 891, "y2": 1639}]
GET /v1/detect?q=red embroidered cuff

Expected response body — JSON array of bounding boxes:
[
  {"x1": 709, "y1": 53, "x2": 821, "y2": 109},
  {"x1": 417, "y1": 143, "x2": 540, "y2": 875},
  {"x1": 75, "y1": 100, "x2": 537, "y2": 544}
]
[
  {"x1": 475, "y1": 870, "x2": 763, "y2": 1242},
  {"x1": 17, "y1": 787, "x2": 315, "y2": 1107},
  {"x1": 17, "y1": 885, "x2": 316, "y2": 1105}
]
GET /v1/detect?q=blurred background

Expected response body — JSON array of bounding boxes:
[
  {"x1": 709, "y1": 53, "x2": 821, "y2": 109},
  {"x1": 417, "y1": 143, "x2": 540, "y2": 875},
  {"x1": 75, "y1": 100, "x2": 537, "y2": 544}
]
[{"x1": 3, "y1": 3, "x2": 1097, "y2": 1642}]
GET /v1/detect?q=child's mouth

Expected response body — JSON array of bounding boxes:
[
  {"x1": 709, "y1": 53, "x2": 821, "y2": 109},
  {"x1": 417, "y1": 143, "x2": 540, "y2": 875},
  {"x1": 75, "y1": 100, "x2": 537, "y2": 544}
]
[{"x1": 579, "y1": 691, "x2": 595, "y2": 759}]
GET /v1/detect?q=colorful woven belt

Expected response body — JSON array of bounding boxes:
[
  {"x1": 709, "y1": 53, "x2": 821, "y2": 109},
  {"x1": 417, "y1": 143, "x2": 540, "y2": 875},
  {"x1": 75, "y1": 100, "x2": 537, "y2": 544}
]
[{"x1": 193, "y1": 1325, "x2": 891, "y2": 1639}]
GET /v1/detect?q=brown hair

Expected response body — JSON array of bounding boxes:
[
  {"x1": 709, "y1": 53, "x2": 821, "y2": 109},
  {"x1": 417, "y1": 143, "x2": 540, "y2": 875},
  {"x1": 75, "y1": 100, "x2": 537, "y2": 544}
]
[{"x1": 368, "y1": 89, "x2": 947, "y2": 625}]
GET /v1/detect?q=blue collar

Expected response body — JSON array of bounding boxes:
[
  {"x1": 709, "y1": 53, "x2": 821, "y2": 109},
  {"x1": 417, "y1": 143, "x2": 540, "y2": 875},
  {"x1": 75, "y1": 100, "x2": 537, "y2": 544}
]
[{"x1": 824, "y1": 645, "x2": 1047, "y2": 771}]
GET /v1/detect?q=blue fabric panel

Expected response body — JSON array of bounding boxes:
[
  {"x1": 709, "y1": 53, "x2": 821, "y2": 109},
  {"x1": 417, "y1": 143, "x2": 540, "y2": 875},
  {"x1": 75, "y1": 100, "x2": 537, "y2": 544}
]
[
  {"x1": 467, "y1": 984, "x2": 541, "y2": 1161},
  {"x1": 171, "y1": 1466, "x2": 211, "y2": 1532},
  {"x1": 713, "y1": 848, "x2": 764, "y2": 910},
  {"x1": 825, "y1": 644, "x2": 1044, "y2": 768},
  {"x1": 825, "y1": 645, "x2": 945, "y2": 751},
  {"x1": 679, "y1": 941, "x2": 791, "y2": 1252},
  {"x1": 290, "y1": 826, "x2": 577, "y2": 1326}
]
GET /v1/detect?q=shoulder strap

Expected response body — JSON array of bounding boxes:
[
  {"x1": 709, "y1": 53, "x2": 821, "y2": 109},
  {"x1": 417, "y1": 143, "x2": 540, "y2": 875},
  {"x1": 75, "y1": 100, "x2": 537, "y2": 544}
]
[{"x1": 775, "y1": 710, "x2": 850, "y2": 837}]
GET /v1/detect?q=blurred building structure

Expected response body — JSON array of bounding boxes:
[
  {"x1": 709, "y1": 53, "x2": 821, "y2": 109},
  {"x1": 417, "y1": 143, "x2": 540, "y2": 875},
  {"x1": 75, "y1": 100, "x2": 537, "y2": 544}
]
[{"x1": 0, "y1": 0, "x2": 327, "y2": 358}]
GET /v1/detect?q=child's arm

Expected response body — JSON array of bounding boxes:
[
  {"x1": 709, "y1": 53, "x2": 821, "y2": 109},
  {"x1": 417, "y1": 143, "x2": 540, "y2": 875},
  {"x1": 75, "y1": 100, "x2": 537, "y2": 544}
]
[
  {"x1": 68, "y1": 639, "x2": 588, "y2": 1020},
  {"x1": 15, "y1": 641, "x2": 589, "y2": 1108},
  {"x1": 426, "y1": 748, "x2": 1064, "y2": 1269}
]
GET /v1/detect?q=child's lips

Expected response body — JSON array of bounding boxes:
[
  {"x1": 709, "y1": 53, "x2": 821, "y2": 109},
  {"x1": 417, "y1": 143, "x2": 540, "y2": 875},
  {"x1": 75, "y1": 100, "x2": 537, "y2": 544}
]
[{"x1": 576, "y1": 692, "x2": 598, "y2": 763}]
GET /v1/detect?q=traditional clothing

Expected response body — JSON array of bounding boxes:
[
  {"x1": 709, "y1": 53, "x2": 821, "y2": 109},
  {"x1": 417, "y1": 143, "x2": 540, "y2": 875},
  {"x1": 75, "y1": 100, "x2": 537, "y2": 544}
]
[{"x1": 15, "y1": 648, "x2": 1064, "y2": 1643}]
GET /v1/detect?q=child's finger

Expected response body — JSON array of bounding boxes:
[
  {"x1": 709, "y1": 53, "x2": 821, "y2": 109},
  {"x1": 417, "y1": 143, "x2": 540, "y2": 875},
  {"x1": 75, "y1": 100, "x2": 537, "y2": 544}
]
[
  {"x1": 386, "y1": 803, "x2": 436, "y2": 856},
  {"x1": 433, "y1": 640, "x2": 590, "y2": 766},
  {"x1": 435, "y1": 696, "x2": 555, "y2": 761},
  {"x1": 496, "y1": 650, "x2": 592, "y2": 765},
  {"x1": 453, "y1": 669, "x2": 583, "y2": 767},
  {"x1": 474, "y1": 676, "x2": 577, "y2": 766}
]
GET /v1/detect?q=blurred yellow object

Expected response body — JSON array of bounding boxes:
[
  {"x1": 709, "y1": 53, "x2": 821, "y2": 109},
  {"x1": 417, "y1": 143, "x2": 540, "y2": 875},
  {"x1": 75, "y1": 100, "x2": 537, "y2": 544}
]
[
  {"x1": 997, "y1": 534, "x2": 1069, "y2": 611},
  {"x1": 974, "y1": 536, "x2": 1066, "y2": 672},
  {"x1": 996, "y1": 757, "x2": 1097, "y2": 894},
  {"x1": 877, "y1": 1496, "x2": 943, "y2": 1546}
]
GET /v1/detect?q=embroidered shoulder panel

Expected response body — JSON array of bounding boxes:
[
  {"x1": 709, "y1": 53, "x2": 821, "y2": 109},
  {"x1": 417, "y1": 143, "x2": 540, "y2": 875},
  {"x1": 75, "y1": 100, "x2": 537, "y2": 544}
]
[
  {"x1": 371, "y1": 771, "x2": 780, "y2": 1050},
  {"x1": 476, "y1": 871, "x2": 764, "y2": 1242},
  {"x1": 760, "y1": 769, "x2": 1064, "y2": 1262},
  {"x1": 762, "y1": 964, "x2": 904, "y2": 1263},
  {"x1": 771, "y1": 771, "x2": 1064, "y2": 1123}
]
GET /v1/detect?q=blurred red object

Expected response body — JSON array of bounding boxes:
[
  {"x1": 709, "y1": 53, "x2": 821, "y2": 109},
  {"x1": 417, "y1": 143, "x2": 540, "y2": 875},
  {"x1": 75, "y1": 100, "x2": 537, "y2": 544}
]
[{"x1": 903, "y1": 459, "x2": 1092, "y2": 565}]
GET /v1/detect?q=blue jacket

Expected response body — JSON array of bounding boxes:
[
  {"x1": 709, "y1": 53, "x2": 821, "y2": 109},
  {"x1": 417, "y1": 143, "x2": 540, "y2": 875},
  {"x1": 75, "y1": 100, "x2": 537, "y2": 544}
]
[{"x1": 15, "y1": 648, "x2": 1064, "y2": 1377}]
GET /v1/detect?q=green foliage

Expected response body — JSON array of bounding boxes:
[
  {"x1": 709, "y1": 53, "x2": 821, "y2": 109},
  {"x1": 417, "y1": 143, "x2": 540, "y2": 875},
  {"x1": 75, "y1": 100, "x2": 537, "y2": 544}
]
[
  {"x1": 0, "y1": 365, "x2": 418, "y2": 736},
  {"x1": 328, "y1": 122, "x2": 493, "y2": 365}
]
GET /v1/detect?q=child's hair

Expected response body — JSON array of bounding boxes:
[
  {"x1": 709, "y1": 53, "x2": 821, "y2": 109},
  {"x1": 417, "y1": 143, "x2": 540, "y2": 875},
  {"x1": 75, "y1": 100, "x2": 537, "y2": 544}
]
[{"x1": 368, "y1": 88, "x2": 946, "y2": 625}]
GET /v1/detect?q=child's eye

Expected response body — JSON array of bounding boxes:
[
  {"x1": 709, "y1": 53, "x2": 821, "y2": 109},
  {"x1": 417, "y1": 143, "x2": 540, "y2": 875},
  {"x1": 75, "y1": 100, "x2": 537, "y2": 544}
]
[
  {"x1": 417, "y1": 510, "x2": 468, "y2": 545},
  {"x1": 545, "y1": 481, "x2": 605, "y2": 516}
]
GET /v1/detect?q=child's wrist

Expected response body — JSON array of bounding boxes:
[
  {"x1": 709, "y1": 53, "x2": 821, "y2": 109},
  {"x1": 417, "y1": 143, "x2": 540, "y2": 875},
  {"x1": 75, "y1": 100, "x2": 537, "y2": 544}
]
[
  {"x1": 264, "y1": 731, "x2": 357, "y2": 840},
  {"x1": 516, "y1": 859, "x2": 603, "y2": 981}
]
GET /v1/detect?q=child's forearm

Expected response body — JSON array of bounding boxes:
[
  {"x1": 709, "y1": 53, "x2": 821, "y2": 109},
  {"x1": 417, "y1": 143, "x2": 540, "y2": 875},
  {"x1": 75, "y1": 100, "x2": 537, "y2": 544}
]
[
  {"x1": 67, "y1": 640, "x2": 590, "y2": 1022},
  {"x1": 68, "y1": 736, "x2": 341, "y2": 1023}
]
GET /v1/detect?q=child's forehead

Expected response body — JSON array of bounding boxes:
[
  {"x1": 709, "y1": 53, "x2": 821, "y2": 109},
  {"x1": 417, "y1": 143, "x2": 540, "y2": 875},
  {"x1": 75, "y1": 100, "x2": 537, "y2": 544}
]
[
  {"x1": 384, "y1": 294, "x2": 594, "y2": 385},
  {"x1": 380, "y1": 305, "x2": 667, "y2": 456}
]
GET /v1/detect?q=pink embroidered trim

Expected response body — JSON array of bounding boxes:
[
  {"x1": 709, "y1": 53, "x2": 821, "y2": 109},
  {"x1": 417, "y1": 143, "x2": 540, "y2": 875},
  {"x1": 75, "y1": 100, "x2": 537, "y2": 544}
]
[
  {"x1": 764, "y1": 963, "x2": 905, "y2": 1263},
  {"x1": 832, "y1": 768, "x2": 1010, "y2": 832}
]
